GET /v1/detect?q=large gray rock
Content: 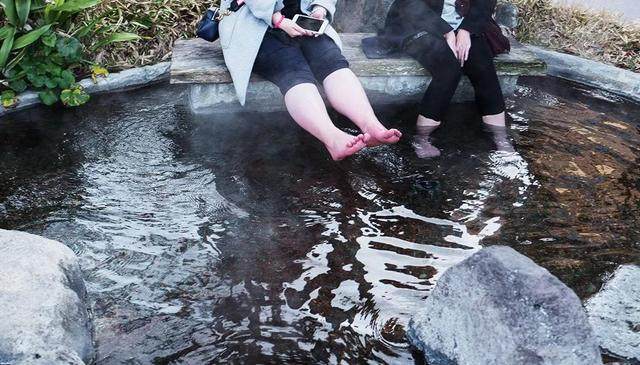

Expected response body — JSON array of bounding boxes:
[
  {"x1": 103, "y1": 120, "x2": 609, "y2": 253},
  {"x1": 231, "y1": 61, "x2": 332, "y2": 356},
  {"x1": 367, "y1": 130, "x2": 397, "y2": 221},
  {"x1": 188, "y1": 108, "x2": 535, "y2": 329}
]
[
  {"x1": 408, "y1": 246, "x2": 602, "y2": 365},
  {"x1": 0, "y1": 230, "x2": 94, "y2": 365},
  {"x1": 334, "y1": 0, "x2": 394, "y2": 32},
  {"x1": 586, "y1": 265, "x2": 640, "y2": 362}
]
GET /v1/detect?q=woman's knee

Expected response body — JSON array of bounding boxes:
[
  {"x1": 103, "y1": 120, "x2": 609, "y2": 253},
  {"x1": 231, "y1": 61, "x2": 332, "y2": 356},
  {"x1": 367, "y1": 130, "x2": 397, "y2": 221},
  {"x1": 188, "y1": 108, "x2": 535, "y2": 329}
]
[{"x1": 432, "y1": 59, "x2": 462, "y2": 89}]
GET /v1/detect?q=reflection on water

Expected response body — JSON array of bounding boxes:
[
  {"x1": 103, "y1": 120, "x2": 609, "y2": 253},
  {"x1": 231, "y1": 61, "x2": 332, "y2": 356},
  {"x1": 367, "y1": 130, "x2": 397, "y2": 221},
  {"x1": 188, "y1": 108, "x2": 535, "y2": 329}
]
[{"x1": 0, "y1": 77, "x2": 638, "y2": 364}]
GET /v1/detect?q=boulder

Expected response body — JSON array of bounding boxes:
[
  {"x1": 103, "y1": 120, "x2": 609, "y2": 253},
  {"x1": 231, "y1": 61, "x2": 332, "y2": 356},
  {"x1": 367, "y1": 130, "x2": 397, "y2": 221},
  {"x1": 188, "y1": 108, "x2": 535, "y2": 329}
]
[
  {"x1": 495, "y1": 3, "x2": 519, "y2": 30},
  {"x1": 0, "y1": 230, "x2": 94, "y2": 365},
  {"x1": 408, "y1": 246, "x2": 602, "y2": 365},
  {"x1": 334, "y1": 0, "x2": 394, "y2": 32},
  {"x1": 585, "y1": 265, "x2": 640, "y2": 362}
]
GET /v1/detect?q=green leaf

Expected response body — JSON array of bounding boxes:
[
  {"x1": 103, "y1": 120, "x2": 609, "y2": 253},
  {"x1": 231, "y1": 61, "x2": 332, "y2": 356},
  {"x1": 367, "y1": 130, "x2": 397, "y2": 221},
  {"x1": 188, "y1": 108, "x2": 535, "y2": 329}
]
[
  {"x1": 73, "y1": 17, "x2": 100, "y2": 38},
  {"x1": 5, "y1": 46, "x2": 27, "y2": 71},
  {"x1": 27, "y1": 72, "x2": 46, "y2": 87},
  {"x1": 92, "y1": 32, "x2": 140, "y2": 50},
  {"x1": 1, "y1": 90, "x2": 18, "y2": 108},
  {"x1": 53, "y1": 0, "x2": 100, "y2": 12},
  {"x1": 42, "y1": 32, "x2": 57, "y2": 47},
  {"x1": 0, "y1": 0, "x2": 19, "y2": 26},
  {"x1": 0, "y1": 26, "x2": 16, "y2": 69},
  {"x1": 9, "y1": 78, "x2": 27, "y2": 92},
  {"x1": 45, "y1": 77, "x2": 57, "y2": 89},
  {"x1": 58, "y1": 69, "x2": 75, "y2": 88},
  {"x1": 60, "y1": 84, "x2": 89, "y2": 107},
  {"x1": 56, "y1": 36, "x2": 82, "y2": 61},
  {"x1": 15, "y1": 0, "x2": 31, "y2": 27},
  {"x1": 12, "y1": 24, "x2": 52, "y2": 50},
  {"x1": 0, "y1": 25, "x2": 13, "y2": 41},
  {"x1": 38, "y1": 89, "x2": 58, "y2": 105}
]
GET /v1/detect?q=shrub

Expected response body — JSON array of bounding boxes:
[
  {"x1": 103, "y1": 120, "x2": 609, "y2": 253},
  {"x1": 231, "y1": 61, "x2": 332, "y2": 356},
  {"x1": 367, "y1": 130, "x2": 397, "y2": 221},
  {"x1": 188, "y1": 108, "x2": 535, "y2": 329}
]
[{"x1": 0, "y1": 0, "x2": 140, "y2": 107}]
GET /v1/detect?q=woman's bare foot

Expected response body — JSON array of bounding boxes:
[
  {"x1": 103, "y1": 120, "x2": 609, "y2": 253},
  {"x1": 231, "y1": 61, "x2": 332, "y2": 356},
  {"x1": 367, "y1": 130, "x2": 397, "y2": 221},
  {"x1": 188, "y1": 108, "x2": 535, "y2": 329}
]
[
  {"x1": 365, "y1": 127, "x2": 403, "y2": 147},
  {"x1": 413, "y1": 116, "x2": 441, "y2": 158},
  {"x1": 413, "y1": 123, "x2": 441, "y2": 158},
  {"x1": 325, "y1": 132, "x2": 369, "y2": 161},
  {"x1": 484, "y1": 123, "x2": 515, "y2": 152}
]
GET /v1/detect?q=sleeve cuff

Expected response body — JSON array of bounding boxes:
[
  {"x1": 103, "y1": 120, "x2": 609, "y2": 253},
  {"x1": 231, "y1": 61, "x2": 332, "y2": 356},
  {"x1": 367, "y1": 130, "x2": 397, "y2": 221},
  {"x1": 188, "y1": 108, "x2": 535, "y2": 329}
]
[{"x1": 308, "y1": 0, "x2": 336, "y2": 22}]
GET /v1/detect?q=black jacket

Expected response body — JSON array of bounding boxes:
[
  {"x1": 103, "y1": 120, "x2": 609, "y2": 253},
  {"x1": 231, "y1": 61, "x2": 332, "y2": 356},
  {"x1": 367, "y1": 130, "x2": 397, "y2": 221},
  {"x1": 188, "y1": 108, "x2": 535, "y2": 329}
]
[{"x1": 362, "y1": 0, "x2": 494, "y2": 58}]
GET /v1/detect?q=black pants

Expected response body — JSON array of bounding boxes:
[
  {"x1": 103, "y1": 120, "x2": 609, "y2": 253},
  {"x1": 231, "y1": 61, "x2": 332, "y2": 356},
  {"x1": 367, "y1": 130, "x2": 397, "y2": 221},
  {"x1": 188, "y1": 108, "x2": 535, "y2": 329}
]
[
  {"x1": 253, "y1": 29, "x2": 350, "y2": 95},
  {"x1": 404, "y1": 32, "x2": 505, "y2": 121}
]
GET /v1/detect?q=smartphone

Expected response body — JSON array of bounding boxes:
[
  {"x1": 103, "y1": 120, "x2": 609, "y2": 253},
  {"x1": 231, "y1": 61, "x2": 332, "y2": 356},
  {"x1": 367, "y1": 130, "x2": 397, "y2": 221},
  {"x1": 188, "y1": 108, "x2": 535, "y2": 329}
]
[{"x1": 292, "y1": 14, "x2": 329, "y2": 35}]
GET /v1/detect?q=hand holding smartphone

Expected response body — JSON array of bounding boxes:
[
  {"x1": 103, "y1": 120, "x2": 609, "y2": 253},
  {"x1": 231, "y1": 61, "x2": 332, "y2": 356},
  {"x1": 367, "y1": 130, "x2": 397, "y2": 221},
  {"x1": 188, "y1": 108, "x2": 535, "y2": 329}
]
[{"x1": 292, "y1": 14, "x2": 329, "y2": 36}]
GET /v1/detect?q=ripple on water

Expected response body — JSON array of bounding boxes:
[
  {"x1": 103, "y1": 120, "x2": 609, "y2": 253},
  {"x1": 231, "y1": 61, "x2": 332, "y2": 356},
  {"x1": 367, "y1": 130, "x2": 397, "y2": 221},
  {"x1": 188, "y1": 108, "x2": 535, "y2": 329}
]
[{"x1": 1, "y1": 78, "x2": 639, "y2": 363}]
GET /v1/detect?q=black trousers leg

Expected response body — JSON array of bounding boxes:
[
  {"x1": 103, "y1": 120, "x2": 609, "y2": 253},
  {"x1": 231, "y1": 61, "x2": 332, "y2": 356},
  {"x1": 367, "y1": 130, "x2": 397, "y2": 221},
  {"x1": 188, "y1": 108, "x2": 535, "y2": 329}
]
[
  {"x1": 405, "y1": 34, "x2": 462, "y2": 121},
  {"x1": 463, "y1": 36, "x2": 506, "y2": 117}
]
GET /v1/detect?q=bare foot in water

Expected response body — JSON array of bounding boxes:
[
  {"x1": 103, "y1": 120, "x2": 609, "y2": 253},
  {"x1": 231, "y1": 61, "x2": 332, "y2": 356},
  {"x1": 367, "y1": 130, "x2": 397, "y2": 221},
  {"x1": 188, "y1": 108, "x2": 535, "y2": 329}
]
[
  {"x1": 413, "y1": 125, "x2": 441, "y2": 158},
  {"x1": 326, "y1": 132, "x2": 369, "y2": 161},
  {"x1": 365, "y1": 127, "x2": 403, "y2": 147},
  {"x1": 484, "y1": 124, "x2": 515, "y2": 152}
]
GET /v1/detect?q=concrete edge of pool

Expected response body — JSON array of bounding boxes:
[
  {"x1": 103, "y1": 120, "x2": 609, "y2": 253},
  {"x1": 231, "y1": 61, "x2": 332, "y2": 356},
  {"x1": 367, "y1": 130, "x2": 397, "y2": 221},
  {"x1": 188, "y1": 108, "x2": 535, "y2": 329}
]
[{"x1": 0, "y1": 44, "x2": 638, "y2": 117}]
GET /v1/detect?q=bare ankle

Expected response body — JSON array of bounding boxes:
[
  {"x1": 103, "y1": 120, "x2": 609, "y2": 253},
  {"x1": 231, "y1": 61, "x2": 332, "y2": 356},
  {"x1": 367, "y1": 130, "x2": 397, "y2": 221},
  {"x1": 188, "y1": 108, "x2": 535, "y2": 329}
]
[{"x1": 417, "y1": 115, "x2": 441, "y2": 127}]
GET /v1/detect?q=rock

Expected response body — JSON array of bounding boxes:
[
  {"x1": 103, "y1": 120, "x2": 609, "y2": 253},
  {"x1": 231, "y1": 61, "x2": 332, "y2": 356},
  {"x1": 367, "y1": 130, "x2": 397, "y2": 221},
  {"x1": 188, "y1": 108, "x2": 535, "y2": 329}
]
[
  {"x1": 334, "y1": 0, "x2": 395, "y2": 32},
  {"x1": 408, "y1": 246, "x2": 602, "y2": 365},
  {"x1": 495, "y1": 3, "x2": 519, "y2": 29},
  {"x1": 0, "y1": 230, "x2": 94, "y2": 365},
  {"x1": 585, "y1": 265, "x2": 640, "y2": 362}
]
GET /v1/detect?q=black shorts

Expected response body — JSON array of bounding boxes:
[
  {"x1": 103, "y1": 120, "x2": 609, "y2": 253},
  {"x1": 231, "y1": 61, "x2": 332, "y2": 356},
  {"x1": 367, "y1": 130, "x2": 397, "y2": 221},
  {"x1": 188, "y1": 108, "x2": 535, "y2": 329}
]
[{"x1": 253, "y1": 29, "x2": 350, "y2": 95}]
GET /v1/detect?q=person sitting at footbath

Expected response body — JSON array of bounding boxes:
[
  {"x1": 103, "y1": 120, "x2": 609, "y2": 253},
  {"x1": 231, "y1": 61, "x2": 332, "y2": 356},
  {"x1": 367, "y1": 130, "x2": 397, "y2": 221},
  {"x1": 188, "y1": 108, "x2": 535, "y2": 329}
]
[
  {"x1": 219, "y1": 0, "x2": 402, "y2": 161},
  {"x1": 363, "y1": 0, "x2": 513, "y2": 158}
]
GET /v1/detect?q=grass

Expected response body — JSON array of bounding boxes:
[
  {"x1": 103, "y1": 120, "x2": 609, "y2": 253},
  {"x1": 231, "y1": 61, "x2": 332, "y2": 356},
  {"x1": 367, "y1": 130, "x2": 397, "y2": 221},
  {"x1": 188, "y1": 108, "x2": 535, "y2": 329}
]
[
  {"x1": 76, "y1": 0, "x2": 639, "y2": 73},
  {"x1": 511, "y1": 0, "x2": 640, "y2": 72},
  {"x1": 77, "y1": 0, "x2": 213, "y2": 69}
]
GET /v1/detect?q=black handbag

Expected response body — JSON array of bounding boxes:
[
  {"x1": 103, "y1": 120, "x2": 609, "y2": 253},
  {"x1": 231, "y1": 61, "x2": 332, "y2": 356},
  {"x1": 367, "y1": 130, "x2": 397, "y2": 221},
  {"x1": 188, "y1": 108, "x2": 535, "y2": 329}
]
[{"x1": 196, "y1": 1, "x2": 245, "y2": 42}]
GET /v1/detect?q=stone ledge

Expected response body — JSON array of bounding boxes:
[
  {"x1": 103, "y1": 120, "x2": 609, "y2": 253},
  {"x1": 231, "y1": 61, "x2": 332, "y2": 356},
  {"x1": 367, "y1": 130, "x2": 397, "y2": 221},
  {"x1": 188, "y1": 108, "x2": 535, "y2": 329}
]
[
  {"x1": 526, "y1": 46, "x2": 640, "y2": 103},
  {"x1": 171, "y1": 33, "x2": 546, "y2": 85},
  {"x1": 0, "y1": 62, "x2": 171, "y2": 117}
]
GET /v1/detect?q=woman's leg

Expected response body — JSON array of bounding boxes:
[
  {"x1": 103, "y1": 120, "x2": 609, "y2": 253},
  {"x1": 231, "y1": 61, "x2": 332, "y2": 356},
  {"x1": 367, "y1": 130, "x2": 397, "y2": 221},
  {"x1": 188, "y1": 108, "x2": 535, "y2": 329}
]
[
  {"x1": 284, "y1": 83, "x2": 369, "y2": 160},
  {"x1": 253, "y1": 30, "x2": 368, "y2": 160},
  {"x1": 463, "y1": 37, "x2": 512, "y2": 151},
  {"x1": 300, "y1": 35, "x2": 401, "y2": 147},
  {"x1": 405, "y1": 34, "x2": 463, "y2": 157},
  {"x1": 322, "y1": 69, "x2": 402, "y2": 146}
]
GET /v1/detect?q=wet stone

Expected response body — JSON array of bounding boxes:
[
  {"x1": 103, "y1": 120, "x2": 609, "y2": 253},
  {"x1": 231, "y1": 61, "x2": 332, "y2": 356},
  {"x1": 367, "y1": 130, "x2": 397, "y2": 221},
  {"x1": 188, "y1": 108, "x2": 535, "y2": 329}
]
[
  {"x1": 586, "y1": 265, "x2": 640, "y2": 362},
  {"x1": 0, "y1": 230, "x2": 94, "y2": 365},
  {"x1": 408, "y1": 246, "x2": 603, "y2": 365}
]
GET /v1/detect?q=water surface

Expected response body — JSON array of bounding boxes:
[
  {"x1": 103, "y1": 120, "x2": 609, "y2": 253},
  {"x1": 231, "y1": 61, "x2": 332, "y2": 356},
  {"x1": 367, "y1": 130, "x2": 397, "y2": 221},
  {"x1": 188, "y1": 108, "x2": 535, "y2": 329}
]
[{"x1": 0, "y1": 77, "x2": 638, "y2": 364}]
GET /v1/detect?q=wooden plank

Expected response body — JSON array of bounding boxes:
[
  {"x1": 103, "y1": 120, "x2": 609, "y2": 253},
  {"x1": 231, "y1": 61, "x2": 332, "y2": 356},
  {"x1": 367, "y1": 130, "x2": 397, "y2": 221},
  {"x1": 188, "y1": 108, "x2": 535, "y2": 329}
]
[{"x1": 171, "y1": 33, "x2": 546, "y2": 84}]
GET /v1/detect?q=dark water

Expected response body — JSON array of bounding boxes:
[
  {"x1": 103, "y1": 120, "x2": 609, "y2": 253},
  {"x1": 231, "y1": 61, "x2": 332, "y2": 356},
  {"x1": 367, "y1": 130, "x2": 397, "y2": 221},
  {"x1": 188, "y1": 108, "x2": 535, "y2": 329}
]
[{"x1": 0, "y1": 77, "x2": 638, "y2": 364}]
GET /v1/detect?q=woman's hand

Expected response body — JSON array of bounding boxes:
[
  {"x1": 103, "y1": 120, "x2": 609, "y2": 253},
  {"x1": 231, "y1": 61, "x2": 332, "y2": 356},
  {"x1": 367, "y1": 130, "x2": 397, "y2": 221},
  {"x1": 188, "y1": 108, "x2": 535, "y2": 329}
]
[
  {"x1": 311, "y1": 5, "x2": 327, "y2": 19},
  {"x1": 279, "y1": 18, "x2": 313, "y2": 37},
  {"x1": 455, "y1": 29, "x2": 472, "y2": 67},
  {"x1": 444, "y1": 31, "x2": 457, "y2": 58}
]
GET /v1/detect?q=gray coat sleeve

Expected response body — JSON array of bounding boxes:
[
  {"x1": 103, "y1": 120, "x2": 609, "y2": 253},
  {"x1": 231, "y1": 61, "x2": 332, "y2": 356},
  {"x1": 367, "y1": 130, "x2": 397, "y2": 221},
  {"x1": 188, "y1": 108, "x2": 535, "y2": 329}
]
[
  {"x1": 306, "y1": 0, "x2": 337, "y2": 22},
  {"x1": 243, "y1": 0, "x2": 278, "y2": 26}
]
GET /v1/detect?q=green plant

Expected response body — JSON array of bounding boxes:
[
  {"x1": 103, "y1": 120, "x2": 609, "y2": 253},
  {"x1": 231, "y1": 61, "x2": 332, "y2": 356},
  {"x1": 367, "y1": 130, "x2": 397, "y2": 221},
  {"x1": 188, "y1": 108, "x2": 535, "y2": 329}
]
[{"x1": 0, "y1": 0, "x2": 140, "y2": 107}]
